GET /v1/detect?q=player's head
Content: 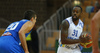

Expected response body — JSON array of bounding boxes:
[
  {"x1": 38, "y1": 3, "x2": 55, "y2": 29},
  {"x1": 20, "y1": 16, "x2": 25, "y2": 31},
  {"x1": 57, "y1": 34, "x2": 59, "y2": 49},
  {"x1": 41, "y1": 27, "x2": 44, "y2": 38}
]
[
  {"x1": 24, "y1": 10, "x2": 37, "y2": 20},
  {"x1": 72, "y1": 5, "x2": 82, "y2": 21}
]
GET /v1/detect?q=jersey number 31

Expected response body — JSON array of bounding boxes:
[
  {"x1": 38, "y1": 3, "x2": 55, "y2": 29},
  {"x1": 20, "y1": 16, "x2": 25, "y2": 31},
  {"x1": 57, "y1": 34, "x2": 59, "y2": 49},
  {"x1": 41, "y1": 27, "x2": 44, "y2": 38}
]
[{"x1": 72, "y1": 29, "x2": 78, "y2": 37}]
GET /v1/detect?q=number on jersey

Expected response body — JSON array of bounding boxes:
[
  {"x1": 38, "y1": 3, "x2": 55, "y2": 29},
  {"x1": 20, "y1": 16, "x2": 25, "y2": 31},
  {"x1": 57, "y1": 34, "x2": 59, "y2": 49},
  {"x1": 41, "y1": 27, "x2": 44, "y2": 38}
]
[
  {"x1": 72, "y1": 29, "x2": 78, "y2": 37},
  {"x1": 6, "y1": 22, "x2": 19, "y2": 31}
]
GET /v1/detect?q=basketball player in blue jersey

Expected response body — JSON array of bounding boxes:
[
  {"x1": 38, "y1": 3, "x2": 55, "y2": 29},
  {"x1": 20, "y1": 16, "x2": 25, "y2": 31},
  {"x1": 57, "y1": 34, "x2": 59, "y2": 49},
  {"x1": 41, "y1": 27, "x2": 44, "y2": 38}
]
[
  {"x1": 0, "y1": 10, "x2": 37, "y2": 53},
  {"x1": 91, "y1": 10, "x2": 100, "y2": 53},
  {"x1": 57, "y1": 6, "x2": 90, "y2": 53}
]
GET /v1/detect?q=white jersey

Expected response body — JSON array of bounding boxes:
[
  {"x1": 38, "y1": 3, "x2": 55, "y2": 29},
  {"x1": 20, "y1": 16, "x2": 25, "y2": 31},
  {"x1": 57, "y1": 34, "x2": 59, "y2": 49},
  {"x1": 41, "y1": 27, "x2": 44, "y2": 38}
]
[{"x1": 59, "y1": 16, "x2": 84, "y2": 48}]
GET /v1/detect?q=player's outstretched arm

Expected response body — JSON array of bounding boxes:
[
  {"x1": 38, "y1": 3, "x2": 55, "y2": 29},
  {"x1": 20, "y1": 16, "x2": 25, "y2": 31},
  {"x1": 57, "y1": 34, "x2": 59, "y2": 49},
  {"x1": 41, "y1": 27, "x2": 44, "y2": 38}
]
[
  {"x1": 19, "y1": 21, "x2": 34, "y2": 53},
  {"x1": 91, "y1": 10, "x2": 100, "y2": 53}
]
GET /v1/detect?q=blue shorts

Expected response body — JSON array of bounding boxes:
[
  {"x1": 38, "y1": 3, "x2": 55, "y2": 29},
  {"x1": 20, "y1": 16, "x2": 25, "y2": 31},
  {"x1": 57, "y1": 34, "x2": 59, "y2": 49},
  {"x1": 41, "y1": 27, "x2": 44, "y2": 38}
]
[{"x1": 0, "y1": 36, "x2": 24, "y2": 53}]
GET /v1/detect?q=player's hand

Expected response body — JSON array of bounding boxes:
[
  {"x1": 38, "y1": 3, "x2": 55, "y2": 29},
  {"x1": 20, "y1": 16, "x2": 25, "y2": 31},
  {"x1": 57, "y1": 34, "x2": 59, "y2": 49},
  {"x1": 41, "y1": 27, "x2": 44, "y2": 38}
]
[{"x1": 79, "y1": 35, "x2": 90, "y2": 43}]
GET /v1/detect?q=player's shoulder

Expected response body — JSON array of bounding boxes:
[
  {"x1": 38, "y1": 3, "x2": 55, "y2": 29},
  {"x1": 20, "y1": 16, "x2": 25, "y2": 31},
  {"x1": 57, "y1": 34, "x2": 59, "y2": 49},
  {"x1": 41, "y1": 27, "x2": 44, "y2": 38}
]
[
  {"x1": 61, "y1": 17, "x2": 70, "y2": 27},
  {"x1": 20, "y1": 19, "x2": 29, "y2": 22},
  {"x1": 62, "y1": 17, "x2": 71, "y2": 23},
  {"x1": 18, "y1": 19, "x2": 32, "y2": 26},
  {"x1": 65, "y1": 16, "x2": 72, "y2": 20},
  {"x1": 62, "y1": 19, "x2": 69, "y2": 24},
  {"x1": 79, "y1": 19, "x2": 83, "y2": 22},
  {"x1": 79, "y1": 19, "x2": 84, "y2": 24},
  {"x1": 92, "y1": 10, "x2": 100, "y2": 20},
  {"x1": 65, "y1": 16, "x2": 72, "y2": 24},
  {"x1": 19, "y1": 19, "x2": 30, "y2": 23},
  {"x1": 79, "y1": 19, "x2": 84, "y2": 28},
  {"x1": 61, "y1": 20, "x2": 69, "y2": 29},
  {"x1": 21, "y1": 20, "x2": 33, "y2": 29}
]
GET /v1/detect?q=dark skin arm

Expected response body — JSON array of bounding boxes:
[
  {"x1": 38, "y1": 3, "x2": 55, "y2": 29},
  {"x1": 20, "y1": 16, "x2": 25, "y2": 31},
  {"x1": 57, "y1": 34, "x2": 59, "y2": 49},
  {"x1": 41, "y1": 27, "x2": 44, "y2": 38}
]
[{"x1": 61, "y1": 20, "x2": 90, "y2": 44}]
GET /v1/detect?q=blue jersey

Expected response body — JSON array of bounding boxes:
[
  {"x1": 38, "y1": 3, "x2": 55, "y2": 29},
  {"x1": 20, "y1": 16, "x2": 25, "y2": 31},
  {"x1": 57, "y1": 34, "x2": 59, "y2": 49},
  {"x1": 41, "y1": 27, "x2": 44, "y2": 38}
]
[{"x1": 3, "y1": 19, "x2": 32, "y2": 44}]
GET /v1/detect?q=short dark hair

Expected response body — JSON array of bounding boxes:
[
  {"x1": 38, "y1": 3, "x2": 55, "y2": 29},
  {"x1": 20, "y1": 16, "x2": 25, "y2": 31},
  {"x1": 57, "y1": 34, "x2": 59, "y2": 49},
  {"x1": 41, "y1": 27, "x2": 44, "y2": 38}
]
[
  {"x1": 24, "y1": 10, "x2": 36, "y2": 20},
  {"x1": 74, "y1": 5, "x2": 82, "y2": 13}
]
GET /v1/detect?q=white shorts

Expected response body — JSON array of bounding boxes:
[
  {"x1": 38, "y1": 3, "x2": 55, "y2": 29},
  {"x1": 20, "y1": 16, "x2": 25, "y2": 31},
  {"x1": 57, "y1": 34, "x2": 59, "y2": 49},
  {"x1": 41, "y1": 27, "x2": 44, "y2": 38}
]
[{"x1": 57, "y1": 46, "x2": 81, "y2": 53}]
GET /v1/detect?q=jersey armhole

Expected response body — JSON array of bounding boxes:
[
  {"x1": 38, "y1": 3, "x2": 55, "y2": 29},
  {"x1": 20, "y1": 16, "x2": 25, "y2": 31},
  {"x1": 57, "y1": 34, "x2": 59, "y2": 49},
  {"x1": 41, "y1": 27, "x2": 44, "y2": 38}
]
[
  {"x1": 66, "y1": 19, "x2": 70, "y2": 27},
  {"x1": 82, "y1": 22, "x2": 84, "y2": 28}
]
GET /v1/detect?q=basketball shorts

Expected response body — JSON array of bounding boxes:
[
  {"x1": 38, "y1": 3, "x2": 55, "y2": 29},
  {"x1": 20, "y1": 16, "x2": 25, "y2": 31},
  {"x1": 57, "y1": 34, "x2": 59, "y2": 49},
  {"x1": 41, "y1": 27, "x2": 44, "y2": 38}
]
[
  {"x1": 57, "y1": 46, "x2": 81, "y2": 53},
  {"x1": 0, "y1": 36, "x2": 24, "y2": 53}
]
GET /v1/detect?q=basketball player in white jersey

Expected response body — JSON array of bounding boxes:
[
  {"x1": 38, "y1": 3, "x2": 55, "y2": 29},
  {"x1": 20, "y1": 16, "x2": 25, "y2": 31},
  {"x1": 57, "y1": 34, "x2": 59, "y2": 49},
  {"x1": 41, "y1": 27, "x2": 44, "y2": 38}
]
[{"x1": 57, "y1": 6, "x2": 90, "y2": 53}]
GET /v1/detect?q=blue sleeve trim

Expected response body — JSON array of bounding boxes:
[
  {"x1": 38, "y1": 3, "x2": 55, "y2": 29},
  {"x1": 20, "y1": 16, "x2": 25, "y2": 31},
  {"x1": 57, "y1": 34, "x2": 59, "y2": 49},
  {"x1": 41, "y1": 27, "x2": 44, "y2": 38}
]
[{"x1": 65, "y1": 19, "x2": 70, "y2": 27}]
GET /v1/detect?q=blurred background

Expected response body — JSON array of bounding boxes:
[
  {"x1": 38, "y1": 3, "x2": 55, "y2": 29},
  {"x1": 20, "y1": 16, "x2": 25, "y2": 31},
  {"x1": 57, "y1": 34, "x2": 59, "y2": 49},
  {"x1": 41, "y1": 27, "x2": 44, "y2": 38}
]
[{"x1": 0, "y1": 0, "x2": 100, "y2": 53}]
